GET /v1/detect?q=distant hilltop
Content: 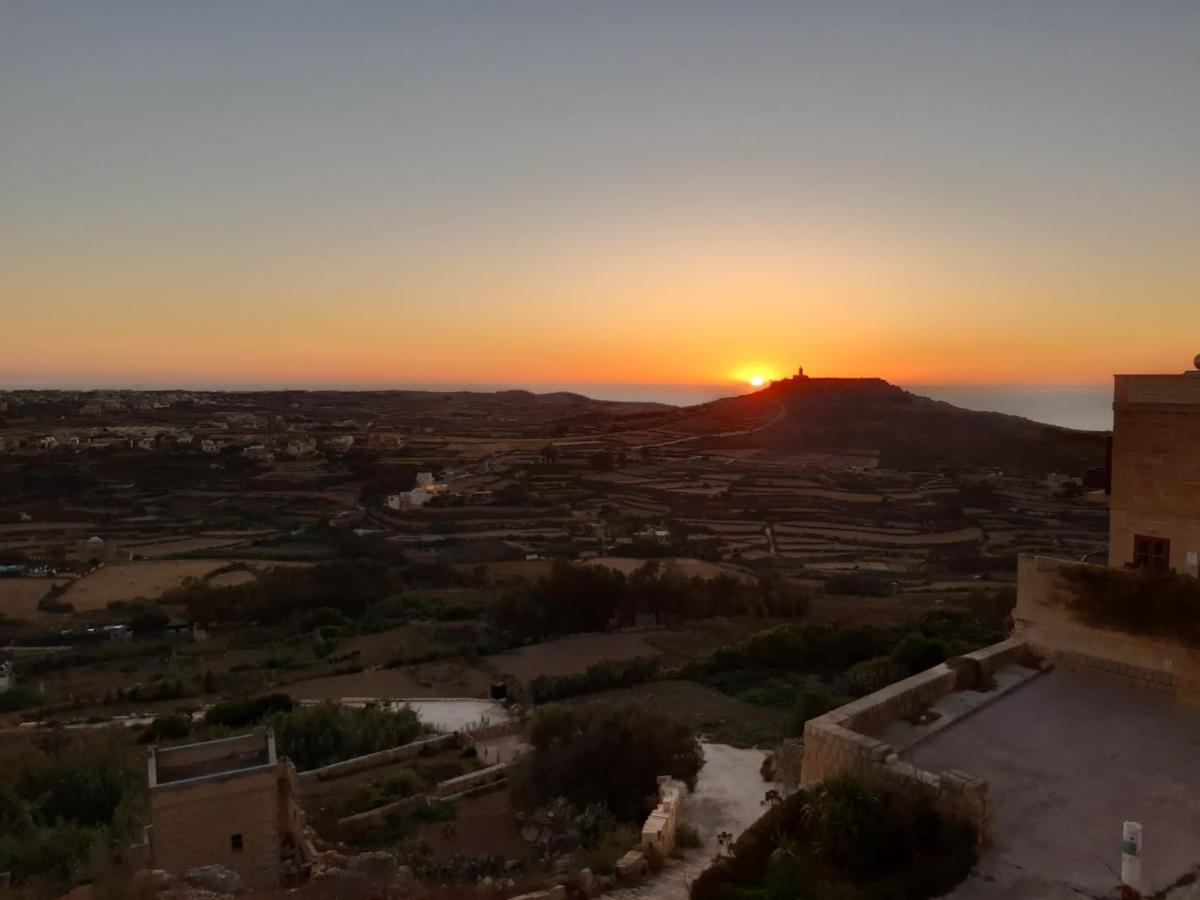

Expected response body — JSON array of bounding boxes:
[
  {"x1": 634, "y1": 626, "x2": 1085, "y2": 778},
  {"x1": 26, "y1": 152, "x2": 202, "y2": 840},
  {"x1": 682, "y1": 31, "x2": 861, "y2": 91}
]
[{"x1": 663, "y1": 374, "x2": 1109, "y2": 475}]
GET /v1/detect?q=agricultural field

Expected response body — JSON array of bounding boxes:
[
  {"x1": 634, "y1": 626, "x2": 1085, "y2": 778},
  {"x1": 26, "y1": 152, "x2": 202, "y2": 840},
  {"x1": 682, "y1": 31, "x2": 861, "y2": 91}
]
[
  {"x1": 482, "y1": 631, "x2": 666, "y2": 681},
  {"x1": 0, "y1": 576, "x2": 69, "y2": 618},
  {"x1": 58, "y1": 560, "x2": 234, "y2": 611}
]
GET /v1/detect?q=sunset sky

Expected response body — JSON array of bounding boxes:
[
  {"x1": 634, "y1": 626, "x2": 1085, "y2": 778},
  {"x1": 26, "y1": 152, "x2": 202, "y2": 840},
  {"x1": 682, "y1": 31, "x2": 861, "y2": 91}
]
[{"x1": 3, "y1": 2, "x2": 1198, "y2": 388}]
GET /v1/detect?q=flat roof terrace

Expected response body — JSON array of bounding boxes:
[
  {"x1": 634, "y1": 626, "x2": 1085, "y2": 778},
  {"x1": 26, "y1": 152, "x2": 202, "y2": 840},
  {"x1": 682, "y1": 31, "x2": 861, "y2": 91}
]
[
  {"x1": 907, "y1": 668, "x2": 1200, "y2": 899},
  {"x1": 150, "y1": 731, "x2": 275, "y2": 787}
]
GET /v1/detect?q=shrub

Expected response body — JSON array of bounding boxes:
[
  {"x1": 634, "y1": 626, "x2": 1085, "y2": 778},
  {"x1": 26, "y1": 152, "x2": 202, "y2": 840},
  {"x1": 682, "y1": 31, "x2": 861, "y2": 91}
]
[
  {"x1": 690, "y1": 775, "x2": 976, "y2": 900},
  {"x1": 0, "y1": 685, "x2": 41, "y2": 713},
  {"x1": 575, "y1": 803, "x2": 618, "y2": 849},
  {"x1": 841, "y1": 655, "x2": 907, "y2": 696},
  {"x1": 342, "y1": 770, "x2": 421, "y2": 816},
  {"x1": 0, "y1": 729, "x2": 144, "y2": 890},
  {"x1": 204, "y1": 692, "x2": 295, "y2": 728},
  {"x1": 529, "y1": 656, "x2": 662, "y2": 704},
  {"x1": 1063, "y1": 565, "x2": 1200, "y2": 645},
  {"x1": 412, "y1": 799, "x2": 457, "y2": 823},
  {"x1": 579, "y1": 824, "x2": 640, "y2": 875},
  {"x1": 268, "y1": 701, "x2": 423, "y2": 770},
  {"x1": 137, "y1": 714, "x2": 193, "y2": 744},
  {"x1": 509, "y1": 703, "x2": 703, "y2": 822},
  {"x1": 791, "y1": 678, "x2": 850, "y2": 734}
]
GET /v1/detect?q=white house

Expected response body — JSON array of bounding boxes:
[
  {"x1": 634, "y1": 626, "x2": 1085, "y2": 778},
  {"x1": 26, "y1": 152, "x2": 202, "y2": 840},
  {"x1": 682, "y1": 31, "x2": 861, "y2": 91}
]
[
  {"x1": 384, "y1": 474, "x2": 445, "y2": 510},
  {"x1": 200, "y1": 439, "x2": 220, "y2": 454}
]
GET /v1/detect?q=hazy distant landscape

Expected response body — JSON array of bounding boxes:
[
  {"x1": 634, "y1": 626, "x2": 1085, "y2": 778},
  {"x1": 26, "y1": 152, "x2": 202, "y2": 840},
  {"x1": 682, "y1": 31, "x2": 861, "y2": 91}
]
[{"x1": 6, "y1": 381, "x2": 1115, "y2": 430}]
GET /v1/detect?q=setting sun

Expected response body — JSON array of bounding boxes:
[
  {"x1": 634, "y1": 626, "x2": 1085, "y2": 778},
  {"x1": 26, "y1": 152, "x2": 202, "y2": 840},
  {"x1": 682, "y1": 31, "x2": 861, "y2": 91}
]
[{"x1": 749, "y1": 375, "x2": 765, "y2": 387}]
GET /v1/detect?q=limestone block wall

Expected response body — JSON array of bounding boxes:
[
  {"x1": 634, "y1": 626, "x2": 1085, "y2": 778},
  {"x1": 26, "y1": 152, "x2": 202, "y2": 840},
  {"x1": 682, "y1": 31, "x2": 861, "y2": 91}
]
[
  {"x1": 640, "y1": 777, "x2": 682, "y2": 855},
  {"x1": 463, "y1": 716, "x2": 524, "y2": 742},
  {"x1": 773, "y1": 739, "x2": 805, "y2": 792},
  {"x1": 150, "y1": 765, "x2": 283, "y2": 892},
  {"x1": 798, "y1": 643, "x2": 1031, "y2": 844},
  {"x1": 430, "y1": 762, "x2": 510, "y2": 799},
  {"x1": 1110, "y1": 377, "x2": 1200, "y2": 573},
  {"x1": 335, "y1": 762, "x2": 512, "y2": 840},
  {"x1": 1015, "y1": 554, "x2": 1200, "y2": 697}
]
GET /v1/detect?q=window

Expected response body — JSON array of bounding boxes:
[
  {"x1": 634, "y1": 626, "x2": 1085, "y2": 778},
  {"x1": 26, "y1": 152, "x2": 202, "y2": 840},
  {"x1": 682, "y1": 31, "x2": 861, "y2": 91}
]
[
  {"x1": 1133, "y1": 535, "x2": 1170, "y2": 570},
  {"x1": 230, "y1": 834, "x2": 243, "y2": 854}
]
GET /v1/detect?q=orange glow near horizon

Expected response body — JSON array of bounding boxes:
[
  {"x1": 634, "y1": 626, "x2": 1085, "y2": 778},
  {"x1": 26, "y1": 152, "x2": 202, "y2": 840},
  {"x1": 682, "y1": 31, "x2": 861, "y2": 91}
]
[{"x1": 4, "y1": 5, "x2": 1199, "y2": 389}]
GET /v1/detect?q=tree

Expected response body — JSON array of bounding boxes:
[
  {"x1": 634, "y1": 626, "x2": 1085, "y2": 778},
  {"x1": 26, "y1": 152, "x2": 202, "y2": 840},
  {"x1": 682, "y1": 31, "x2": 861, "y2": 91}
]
[{"x1": 509, "y1": 704, "x2": 704, "y2": 822}]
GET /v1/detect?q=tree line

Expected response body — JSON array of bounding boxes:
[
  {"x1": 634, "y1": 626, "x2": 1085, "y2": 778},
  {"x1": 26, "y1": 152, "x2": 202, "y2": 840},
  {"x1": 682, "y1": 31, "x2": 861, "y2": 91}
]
[{"x1": 492, "y1": 559, "x2": 809, "y2": 642}]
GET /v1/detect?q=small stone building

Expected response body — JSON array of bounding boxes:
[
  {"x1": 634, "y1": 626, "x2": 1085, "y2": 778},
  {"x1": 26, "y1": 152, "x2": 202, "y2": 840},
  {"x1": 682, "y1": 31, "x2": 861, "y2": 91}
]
[
  {"x1": 147, "y1": 731, "x2": 313, "y2": 892},
  {"x1": 1109, "y1": 363, "x2": 1200, "y2": 574}
]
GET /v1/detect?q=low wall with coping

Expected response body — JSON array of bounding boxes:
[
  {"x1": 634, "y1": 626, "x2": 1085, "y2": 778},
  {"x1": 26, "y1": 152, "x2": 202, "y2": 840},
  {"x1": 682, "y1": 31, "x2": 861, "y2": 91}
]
[
  {"x1": 296, "y1": 733, "x2": 460, "y2": 784},
  {"x1": 430, "y1": 762, "x2": 510, "y2": 799},
  {"x1": 1015, "y1": 554, "x2": 1200, "y2": 697},
  {"x1": 801, "y1": 638, "x2": 1037, "y2": 845},
  {"x1": 334, "y1": 762, "x2": 511, "y2": 839},
  {"x1": 464, "y1": 717, "x2": 524, "y2": 743},
  {"x1": 336, "y1": 794, "x2": 428, "y2": 841}
]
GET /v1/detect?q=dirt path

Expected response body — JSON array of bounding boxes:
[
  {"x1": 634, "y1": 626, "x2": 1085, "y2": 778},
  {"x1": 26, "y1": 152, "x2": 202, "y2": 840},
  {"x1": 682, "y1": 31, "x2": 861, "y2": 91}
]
[{"x1": 608, "y1": 742, "x2": 775, "y2": 900}]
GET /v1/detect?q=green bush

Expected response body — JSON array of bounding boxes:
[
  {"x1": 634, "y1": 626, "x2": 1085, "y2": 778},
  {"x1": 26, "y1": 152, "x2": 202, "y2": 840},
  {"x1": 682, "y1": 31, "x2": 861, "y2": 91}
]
[
  {"x1": 204, "y1": 692, "x2": 295, "y2": 728},
  {"x1": 137, "y1": 714, "x2": 193, "y2": 744},
  {"x1": 578, "y1": 824, "x2": 640, "y2": 875},
  {"x1": 1063, "y1": 565, "x2": 1200, "y2": 645},
  {"x1": 268, "y1": 701, "x2": 423, "y2": 770},
  {"x1": 342, "y1": 770, "x2": 421, "y2": 816},
  {"x1": 0, "y1": 685, "x2": 41, "y2": 713},
  {"x1": 509, "y1": 703, "x2": 703, "y2": 822},
  {"x1": 791, "y1": 678, "x2": 850, "y2": 734},
  {"x1": 842, "y1": 656, "x2": 907, "y2": 697},
  {"x1": 690, "y1": 775, "x2": 976, "y2": 900},
  {"x1": 0, "y1": 729, "x2": 145, "y2": 891},
  {"x1": 529, "y1": 656, "x2": 662, "y2": 704}
]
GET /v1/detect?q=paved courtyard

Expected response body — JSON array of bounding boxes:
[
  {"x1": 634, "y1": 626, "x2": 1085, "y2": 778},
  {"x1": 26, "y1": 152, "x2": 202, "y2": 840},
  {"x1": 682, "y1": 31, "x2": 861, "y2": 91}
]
[{"x1": 907, "y1": 668, "x2": 1200, "y2": 899}]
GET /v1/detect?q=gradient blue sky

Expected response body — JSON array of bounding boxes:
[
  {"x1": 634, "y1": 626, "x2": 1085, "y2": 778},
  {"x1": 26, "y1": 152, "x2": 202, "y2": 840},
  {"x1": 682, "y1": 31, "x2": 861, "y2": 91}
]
[{"x1": 3, "y1": 1, "x2": 1198, "y2": 387}]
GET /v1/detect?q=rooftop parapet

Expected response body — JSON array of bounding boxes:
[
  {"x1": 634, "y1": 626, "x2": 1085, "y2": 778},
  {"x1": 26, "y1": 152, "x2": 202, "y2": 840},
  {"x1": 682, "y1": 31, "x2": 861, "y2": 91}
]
[
  {"x1": 1114, "y1": 370, "x2": 1200, "y2": 409},
  {"x1": 149, "y1": 730, "x2": 276, "y2": 788}
]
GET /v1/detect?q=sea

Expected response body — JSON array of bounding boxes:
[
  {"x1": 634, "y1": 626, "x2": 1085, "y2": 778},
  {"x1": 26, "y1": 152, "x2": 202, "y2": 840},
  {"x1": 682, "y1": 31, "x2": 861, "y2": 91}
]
[{"x1": 16, "y1": 380, "x2": 1114, "y2": 431}]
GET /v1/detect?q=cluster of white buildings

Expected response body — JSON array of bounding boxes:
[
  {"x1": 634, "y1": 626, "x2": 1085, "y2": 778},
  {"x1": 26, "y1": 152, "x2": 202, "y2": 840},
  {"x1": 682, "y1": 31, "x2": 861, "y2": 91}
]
[{"x1": 385, "y1": 472, "x2": 445, "y2": 509}]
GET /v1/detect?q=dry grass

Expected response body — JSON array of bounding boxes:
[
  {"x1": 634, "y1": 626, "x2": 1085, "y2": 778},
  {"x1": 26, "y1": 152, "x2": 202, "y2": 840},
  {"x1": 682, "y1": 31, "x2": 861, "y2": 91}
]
[
  {"x1": 59, "y1": 560, "x2": 231, "y2": 610},
  {"x1": 483, "y1": 631, "x2": 665, "y2": 681},
  {"x1": 0, "y1": 577, "x2": 69, "y2": 618}
]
